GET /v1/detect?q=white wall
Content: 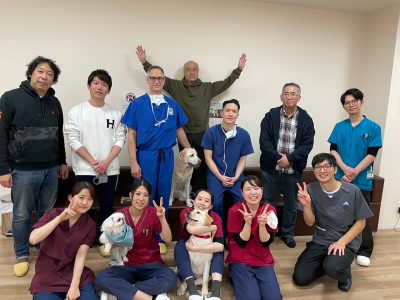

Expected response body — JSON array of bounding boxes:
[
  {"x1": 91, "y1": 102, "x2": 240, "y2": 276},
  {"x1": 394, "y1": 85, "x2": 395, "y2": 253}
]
[{"x1": 0, "y1": 0, "x2": 398, "y2": 228}]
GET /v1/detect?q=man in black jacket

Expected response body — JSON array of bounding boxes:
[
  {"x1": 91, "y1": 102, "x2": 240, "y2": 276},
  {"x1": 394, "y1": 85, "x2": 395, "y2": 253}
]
[
  {"x1": 0, "y1": 56, "x2": 69, "y2": 277},
  {"x1": 259, "y1": 83, "x2": 314, "y2": 248}
]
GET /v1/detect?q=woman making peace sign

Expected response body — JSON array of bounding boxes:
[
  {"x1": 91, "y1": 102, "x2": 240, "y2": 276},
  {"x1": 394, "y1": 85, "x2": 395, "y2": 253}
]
[
  {"x1": 226, "y1": 175, "x2": 282, "y2": 300},
  {"x1": 96, "y1": 179, "x2": 176, "y2": 300}
]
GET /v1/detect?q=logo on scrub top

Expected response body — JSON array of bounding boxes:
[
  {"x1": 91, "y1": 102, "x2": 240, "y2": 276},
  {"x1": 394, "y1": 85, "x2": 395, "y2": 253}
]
[{"x1": 168, "y1": 107, "x2": 174, "y2": 116}]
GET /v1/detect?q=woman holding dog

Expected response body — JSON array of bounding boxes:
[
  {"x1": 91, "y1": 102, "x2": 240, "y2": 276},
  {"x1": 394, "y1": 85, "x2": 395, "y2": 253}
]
[
  {"x1": 96, "y1": 179, "x2": 176, "y2": 300},
  {"x1": 226, "y1": 175, "x2": 282, "y2": 300},
  {"x1": 174, "y1": 189, "x2": 225, "y2": 300},
  {"x1": 29, "y1": 181, "x2": 98, "y2": 300}
]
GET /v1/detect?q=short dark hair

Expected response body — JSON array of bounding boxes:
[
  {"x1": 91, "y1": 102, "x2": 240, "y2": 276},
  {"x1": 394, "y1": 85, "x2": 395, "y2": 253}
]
[
  {"x1": 130, "y1": 179, "x2": 152, "y2": 196},
  {"x1": 282, "y1": 82, "x2": 301, "y2": 95},
  {"x1": 241, "y1": 175, "x2": 265, "y2": 206},
  {"x1": 194, "y1": 189, "x2": 215, "y2": 204},
  {"x1": 26, "y1": 56, "x2": 61, "y2": 83},
  {"x1": 69, "y1": 181, "x2": 96, "y2": 201},
  {"x1": 147, "y1": 65, "x2": 164, "y2": 75},
  {"x1": 222, "y1": 99, "x2": 240, "y2": 110},
  {"x1": 87, "y1": 69, "x2": 112, "y2": 90},
  {"x1": 340, "y1": 88, "x2": 364, "y2": 106},
  {"x1": 311, "y1": 153, "x2": 337, "y2": 168}
]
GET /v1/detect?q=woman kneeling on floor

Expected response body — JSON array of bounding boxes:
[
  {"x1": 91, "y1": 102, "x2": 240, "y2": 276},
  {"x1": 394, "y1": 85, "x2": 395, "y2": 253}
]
[
  {"x1": 96, "y1": 179, "x2": 176, "y2": 300},
  {"x1": 226, "y1": 175, "x2": 282, "y2": 300},
  {"x1": 29, "y1": 181, "x2": 98, "y2": 300}
]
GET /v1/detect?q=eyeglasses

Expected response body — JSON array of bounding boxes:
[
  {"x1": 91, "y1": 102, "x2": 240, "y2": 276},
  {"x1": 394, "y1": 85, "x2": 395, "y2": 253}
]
[
  {"x1": 313, "y1": 165, "x2": 333, "y2": 171},
  {"x1": 282, "y1": 92, "x2": 299, "y2": 98},
  {"x1": 148, "y1": 76, "x2": 165, "y2": 82},
  {"x1": 343, "y1": 99, "x2": 360, "y2": 107}
]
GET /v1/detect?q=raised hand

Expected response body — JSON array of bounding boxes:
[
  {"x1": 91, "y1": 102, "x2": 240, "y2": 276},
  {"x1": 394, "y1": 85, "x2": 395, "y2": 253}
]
[
  {"x1": 136, "y1": 45, "x2": 147, "y2": 64},
  {"x1": 153, "y1": 197, "x2": 166, "y2": 218},
  {"x1": 59, "y1": 199, "x2": 78, "y2": 222},
  {"x1": 257, "y1": 204, "x2": 271, "y2": 227},
  {"x1": 238, "y1": 203, "x2": 253, "y2": 225},
  {"x1": 238, "y1": 53, "x2": 247, "y2": 70},
  {"x1": 297, "y1": 182, "x2": 311, "y2": 207}
]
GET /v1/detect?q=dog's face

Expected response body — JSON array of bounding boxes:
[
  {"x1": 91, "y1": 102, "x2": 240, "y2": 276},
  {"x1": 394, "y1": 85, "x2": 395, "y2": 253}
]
[
  {"x1": 101, "y1": 212, "x2": 126, "y2": 234},
  {"x1": 186, "y1": 208, "x2": 213, "y2": 226},
  {"x1": 179, "y1": 148, "x2": 201, "y2": 168}
]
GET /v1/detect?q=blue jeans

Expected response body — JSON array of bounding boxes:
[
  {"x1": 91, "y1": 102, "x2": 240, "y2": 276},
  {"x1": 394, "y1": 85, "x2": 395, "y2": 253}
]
[
  {"x1": 11, "y1": 167, "x2": 58, "y2": 259},
  {"x1": 32, "y1": 283, "x2": 98, "y2": 300},
  {"x1": 261, "y1": 170, "x2": 300, "y2": 238}
]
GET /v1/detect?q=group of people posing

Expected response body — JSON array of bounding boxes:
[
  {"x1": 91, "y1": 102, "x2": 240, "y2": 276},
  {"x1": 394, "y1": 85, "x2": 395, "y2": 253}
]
[{"x1": 0, "y1": 45, "x2": 382, "y2": 300}]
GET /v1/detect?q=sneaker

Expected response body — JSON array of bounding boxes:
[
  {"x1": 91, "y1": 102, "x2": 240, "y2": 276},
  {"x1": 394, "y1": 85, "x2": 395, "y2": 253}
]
[
  {"x1": 159, "y1": 243, "x2": 167, "y2": 255},
  {"x1": 13, "y1": 261, "x2": 29, "y2": 277},
  {"x1": 356, "y1": 255, "x2": 371, "y2": 267},
  {"x1": 98, "y1": 245, "x2": 111, "y2": 258},
  {"x1": 337, "y1": 275, "x2": 352, "y2": 292},
  {"x1": 189, "y1": 295, "x2": 203, "y2": 300},
  {"x1": 205, "y1": 297, "x2": 220, "y2": 300},
  {"x1": 155, "y1": 293, "x2": 171, "y2": 300},
  {"x1": 281, "y1": 236, "x2": 296, "y2": 248}
]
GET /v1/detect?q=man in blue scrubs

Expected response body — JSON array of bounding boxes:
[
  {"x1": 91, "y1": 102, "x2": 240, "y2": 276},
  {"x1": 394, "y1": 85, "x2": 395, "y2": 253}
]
[
  {"x1": 122, "y1": 65, "x2": 190, "y2": 254},
  {"x1": 201, "y1": 99, "x2": 253, "y2": 223},
  {"x1": 328, "y1": 88, "x2": 382, "y2": 267}
]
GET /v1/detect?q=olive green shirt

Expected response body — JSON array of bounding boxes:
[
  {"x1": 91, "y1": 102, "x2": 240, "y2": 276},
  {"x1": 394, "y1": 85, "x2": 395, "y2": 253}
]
[{"x1": 143, "y1": 61, "x2": 242, "y2": 133}]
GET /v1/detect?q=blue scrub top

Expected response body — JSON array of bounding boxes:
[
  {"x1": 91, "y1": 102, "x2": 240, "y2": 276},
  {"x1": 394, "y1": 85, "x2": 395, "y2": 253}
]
[
  {"x1": 201, "y1": 124, "x2": 254, "y2": 178},
  {"x1": 121, "y1": 93, "x2": 188, "y2": 150},
  {"x1": 328, "y1": 116, "x2": 382, "y2": 191}
]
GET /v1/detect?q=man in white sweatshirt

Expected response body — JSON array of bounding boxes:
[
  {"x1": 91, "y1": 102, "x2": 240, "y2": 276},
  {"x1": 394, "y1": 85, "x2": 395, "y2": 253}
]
[{"x1": 64, "y1": 69, "x2": 126, "y2": 248}]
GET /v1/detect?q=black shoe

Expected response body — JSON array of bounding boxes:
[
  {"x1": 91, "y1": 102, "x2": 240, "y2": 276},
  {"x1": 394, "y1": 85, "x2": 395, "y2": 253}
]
[
  {"x1": 281, "y1": 236, "x2": 296, "y2": 248},
  {"x1": 338, "y1": 275, "x2": 352, "y2": 292}
]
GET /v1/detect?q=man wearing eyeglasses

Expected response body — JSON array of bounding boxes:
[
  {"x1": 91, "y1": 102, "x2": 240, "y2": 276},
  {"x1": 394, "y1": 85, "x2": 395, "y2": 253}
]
[
  {"x1": 328, "y1": 88, "x2": 382, "y2": 267},
  {"x1": 259, "y1": 83, "x2": 315, "y2": 248},
  {"x1": 135, "y1": 45, "x2": 247, "y2": 195},
  {"x1": 122, "y1": 65, "x2": 191, "y2": 254},
  {"x1": 292, "y1": 153, "x2": 373, "y2": 292}
]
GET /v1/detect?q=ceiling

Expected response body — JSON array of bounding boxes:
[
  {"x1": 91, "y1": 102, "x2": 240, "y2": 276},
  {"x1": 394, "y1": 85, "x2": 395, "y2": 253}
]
[{"x1": 243, "y1": 0, "x2": 400, "y2": 14}]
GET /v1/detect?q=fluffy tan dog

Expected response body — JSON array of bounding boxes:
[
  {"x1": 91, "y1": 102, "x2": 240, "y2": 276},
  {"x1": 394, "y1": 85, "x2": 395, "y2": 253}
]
[
  {"x1": 177, "y1": 208, "x2": 214, "y2": 298},
  {"x1": 169, "y1": 148, "x2": 201, "y2": 206}
]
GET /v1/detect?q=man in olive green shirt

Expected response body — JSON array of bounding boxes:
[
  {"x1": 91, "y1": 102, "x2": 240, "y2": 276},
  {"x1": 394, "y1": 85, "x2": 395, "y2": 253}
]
[{"x1": 136, "y1": 45, "x2": 247, "y2": 193}]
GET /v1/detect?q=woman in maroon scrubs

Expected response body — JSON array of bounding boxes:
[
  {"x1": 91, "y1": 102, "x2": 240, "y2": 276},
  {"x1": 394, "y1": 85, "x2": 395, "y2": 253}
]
[{"x1": 29, "y1": 181, "x2": 98, "y2": 300}]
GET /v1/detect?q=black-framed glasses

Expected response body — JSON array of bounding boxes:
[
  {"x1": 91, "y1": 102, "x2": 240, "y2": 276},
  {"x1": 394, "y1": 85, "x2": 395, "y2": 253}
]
[
  {"x1": 148, "y1": 76, "x2": 165, "y2": 82},
  {"x1": 344, "y1": 99, "x2": 360, "y2": 107},
  {"x1": 313, "y1": 165, "x2": 333, "y2": 171}
]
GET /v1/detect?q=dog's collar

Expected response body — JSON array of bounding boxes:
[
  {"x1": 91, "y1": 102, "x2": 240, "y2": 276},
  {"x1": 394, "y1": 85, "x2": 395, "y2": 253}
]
[{"x1": 194, "y1": 234, "x2": 211, "y2": 239}]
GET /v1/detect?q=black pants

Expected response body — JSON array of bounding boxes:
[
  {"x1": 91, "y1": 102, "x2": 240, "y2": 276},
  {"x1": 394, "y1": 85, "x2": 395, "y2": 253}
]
[
  {"x1": 178, "y1": 132, "x2": 207, "y2": 193},
  {"x1": 292, "y1": 241, "x2": 354, "y2": 286},
  {"x1": 357, "y1": 190, "x2": 374, "y2": 257}
]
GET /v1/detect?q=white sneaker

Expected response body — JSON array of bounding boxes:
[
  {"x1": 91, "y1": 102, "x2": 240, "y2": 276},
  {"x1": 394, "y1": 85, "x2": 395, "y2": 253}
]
[
  {"x1": 356, "y1": 255, "x2": 371, "y2": 267},
  {"x1": 155, "y1": 293, "x2": 171, "y2": 300},
  {"x1": 205, "y1": 297, "x2": 220, "y2": 300},
  {"x1": 189, "y1": 295, "x2": 203, "y2": 300}
]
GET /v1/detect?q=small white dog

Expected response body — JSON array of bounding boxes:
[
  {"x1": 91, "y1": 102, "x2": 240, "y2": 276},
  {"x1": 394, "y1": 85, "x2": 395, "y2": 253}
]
[
  {"x1": 170, "y1": 148, "x2": 202, "y2": 207},
  {"x1": 99, "y1": 212, "x2": 133, "y2": 266},
  {"x1": 177, "y1": 208, "x2": 214, "y2": 298}
]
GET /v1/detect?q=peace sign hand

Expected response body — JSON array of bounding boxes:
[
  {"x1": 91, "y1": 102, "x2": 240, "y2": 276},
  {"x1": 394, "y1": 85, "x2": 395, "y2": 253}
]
[
  {"x1": 297, "y1": 182, "x2": 311, "y2": 207},
  {"x1": 59, "y1": 199, "x2": 77, "y2": 222},
  {"x1": 257, "y1": 204, "x2": 272, "y2": 227},
  {"x1": 238, "y1": 203, "x2": 253, "y2": 225},
  {"x1": 153, "y1": 197, "x2": 166, "y2": 219}
]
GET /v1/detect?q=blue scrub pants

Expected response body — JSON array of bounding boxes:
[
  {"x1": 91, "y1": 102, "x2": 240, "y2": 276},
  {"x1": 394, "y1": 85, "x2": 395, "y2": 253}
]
[
  {"x1": 174, "y1": 239, "x2": 224, "y2": 280},
  {"x1": 137, "y1": 148, "x2": 173, "y2": 218},
  {"x1": 229, "y1": 264, "x2": 282, "y2": 300},
  {"x1": 32, "y1": 283, "x2": 98, "y2": 300},
  {"x1": 261, "y1": 170, "x2": 300, "y2": 238},
  {"x1": 95, "y1": 263, "x2": 177, "y2": 299},
  {"x1": 207, "y1": 176, "x2": 243, "y2": 222}
]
